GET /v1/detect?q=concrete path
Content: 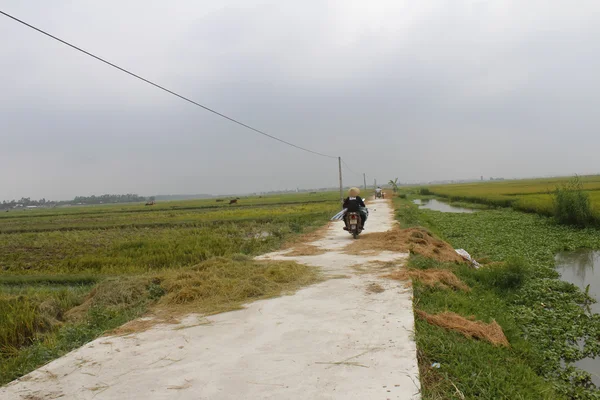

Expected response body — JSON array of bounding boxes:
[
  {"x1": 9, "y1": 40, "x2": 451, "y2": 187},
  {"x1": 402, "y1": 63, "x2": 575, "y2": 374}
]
[{"x1": 1, "y1": 199, "x2": 419, "y2": 400}]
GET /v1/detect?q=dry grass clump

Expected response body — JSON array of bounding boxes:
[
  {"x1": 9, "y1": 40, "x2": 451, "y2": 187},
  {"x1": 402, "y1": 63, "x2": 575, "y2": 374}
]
[
  {"x1": 387, "y1": 269, "x2": 470, "y2": 292},
  {"x1": 416, "y1": 310, "x2": 509, "y2": 347},
  {"x1": 284, "y1": 243, "x2": 326, "y2": 257},
  {"x1": 280, "y1": 224, "x2": 330, "y2": 256},
  {"x1": 65, "y1": 257, "x2": 320, "y2": 329},
  {"x1": 279, "y1": 223, "x2": 332, "y2": 256},
  {"x1": 65, "y1": 276, "x2": 153, "y2": 321},
  {"x1": 111, "y1": 314, "x2": 181, "y2": 335},
  {"x1": 158, "y1": 257, "x2": 319, "y2": 312},
  {"x1": 353, "y1": 260, "x2": 401, "y2": 275},
  {"x1": 344, "y1": 227, "x2": 464, "y2": 263},
  {"x1": 282, "y1": 224, "x2": 330, "y2": 249},
  {"x1": 366, "y1": 283, "x2": 385, "y2": 294}
]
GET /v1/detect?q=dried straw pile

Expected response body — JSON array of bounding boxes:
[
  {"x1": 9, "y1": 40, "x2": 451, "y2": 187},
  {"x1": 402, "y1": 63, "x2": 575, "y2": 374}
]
[
  {"x1": 387, "y1": 269, "x2": 470, "y2": 291},
  {"x1": 416, "y1": 310, "x2": 509, "y2": 347},
  {"x1": 345, "y1": 227, "x2": 464, "y2": 263}
]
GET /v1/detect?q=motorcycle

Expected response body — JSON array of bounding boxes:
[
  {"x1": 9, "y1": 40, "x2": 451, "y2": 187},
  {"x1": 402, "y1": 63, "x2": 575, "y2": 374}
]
[
  {"x1": 375, "y1": 191, "x2": 384, "y2": 199},
  {"x1": 344, "y1": 211, "x2": 363, "y2": 239}
]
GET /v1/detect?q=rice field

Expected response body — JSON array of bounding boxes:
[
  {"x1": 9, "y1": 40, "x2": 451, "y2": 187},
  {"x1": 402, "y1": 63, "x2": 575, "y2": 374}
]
[
  {"x1": 0, "y1": 192, "x2": 339, "y2": 385},
  {"x1": 422, "y1": 175, "x2": 600, "y2": 217}
]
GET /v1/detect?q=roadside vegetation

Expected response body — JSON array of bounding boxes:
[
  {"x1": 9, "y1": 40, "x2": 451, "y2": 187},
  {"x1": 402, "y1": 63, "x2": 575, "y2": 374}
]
[
  {"x1": 394, "y1": 191, "x2": 600, "y2": 399},
  {"x1": 420, "y1": 175, "x2": 600, "y2": 226},
  {"x1": 0, "y1": 192, "x2": 338, "y2": 385}
]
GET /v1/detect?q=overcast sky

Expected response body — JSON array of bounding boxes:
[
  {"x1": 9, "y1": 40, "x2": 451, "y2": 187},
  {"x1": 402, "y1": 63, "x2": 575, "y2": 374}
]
[{"x1": 1, "y1": 1, "x2": 600, "y2": 200}]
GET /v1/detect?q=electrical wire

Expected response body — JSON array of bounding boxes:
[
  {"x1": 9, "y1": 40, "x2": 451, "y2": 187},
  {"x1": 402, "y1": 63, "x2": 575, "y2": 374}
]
[
  {"x1": 0, "y1": 10, "x2": 337, "y2": 159},
  {"x1": 341, "y1": 158, "x2": 362, "y2": 177}
]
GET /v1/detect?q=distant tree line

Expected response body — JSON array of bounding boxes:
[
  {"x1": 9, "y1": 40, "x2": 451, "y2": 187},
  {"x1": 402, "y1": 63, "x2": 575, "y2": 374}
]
[
  {"x1": 1, "y1": 197, "x2": 50, "y2": 210},
  {"x1": 1, "y1": 194, "x2": 154, "y2": 210}
]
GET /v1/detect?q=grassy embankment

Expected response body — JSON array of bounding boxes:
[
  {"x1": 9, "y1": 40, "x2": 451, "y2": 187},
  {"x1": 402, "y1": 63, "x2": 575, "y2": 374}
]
[
  {"x1": 0, "y1": 192, "x2": 340, "y2": 385},
  {"x1": 393, "y1": 191, "x2": 600, "y2": 399}
]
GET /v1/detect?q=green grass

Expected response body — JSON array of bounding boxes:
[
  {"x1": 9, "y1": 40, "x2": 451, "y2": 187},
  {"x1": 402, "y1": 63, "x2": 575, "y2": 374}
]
[
  {"x1": 0, "y1": 287, "x2": 149, "y2": 384},
  {"x1": 0, "y1": 192, "x2": 338, "y2": 386},
  {"x1": 413, "y1": 265, "x2": 555, "y2": 399},
  {"x1": 554, "y1": 177, "x2": 596, "y2": 227},
  {"x1": 394, "y1": 194, "x2": 600, "y2": 399}
]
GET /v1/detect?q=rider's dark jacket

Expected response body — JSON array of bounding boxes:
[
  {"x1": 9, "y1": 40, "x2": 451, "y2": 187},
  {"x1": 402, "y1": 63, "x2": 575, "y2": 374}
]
[{"x1": 343, "y1": 196, "x2": 365, "y2": 212}]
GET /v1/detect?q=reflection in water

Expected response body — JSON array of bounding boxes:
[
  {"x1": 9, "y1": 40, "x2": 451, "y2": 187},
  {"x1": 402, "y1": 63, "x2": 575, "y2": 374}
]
[
  {"x1": 555, "y1": 250, "x2": 600, "y2": 386},
  {"x1": 413, "y1": 199, "x2": 475, "y2": 213},
  {"x1": 556, "y1": 250, "x2": 599, "y2": 311}
]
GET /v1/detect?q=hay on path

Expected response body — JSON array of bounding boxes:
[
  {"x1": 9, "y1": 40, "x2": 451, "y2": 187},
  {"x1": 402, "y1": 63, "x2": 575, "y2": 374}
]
[
  {"x1": 280, "y1": 224, "x2": 331, "y2": 256},
  {"x1": 352, "y1": 260, "x2": 402, "y2": 275},
  {"x1": 416, "y1": 310, "x2": 509, "y2": 347},
  {"x1": 386, "y1": 269, "x2": 470, "y2": 292},
  {"x1": 284, "y1": 243, "x2": 326, "y2": 257},
  {"x1": 365, "y1": 283, "x2": 385, "y2": 294},
  {"x1": 282, "y1": 224, "x2": 331, "y2": 249},
  {"x1": 65, "y1": 258, "x2": 320, "y2": 335},
  {"x1": 110, "y1": 314, "x2": 181, "y2": 336},
  {"x1": 344, "y1": 227, "x2": 464, "y2": 263}
]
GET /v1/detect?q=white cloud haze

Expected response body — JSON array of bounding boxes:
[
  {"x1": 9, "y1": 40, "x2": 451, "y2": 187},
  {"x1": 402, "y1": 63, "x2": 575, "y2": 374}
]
[{"x1": 1, "y1": 0, "x2": 600, "y2": 199}]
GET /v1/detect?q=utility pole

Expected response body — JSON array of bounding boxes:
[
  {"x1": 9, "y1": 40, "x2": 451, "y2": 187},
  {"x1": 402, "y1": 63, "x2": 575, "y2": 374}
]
[
  {"x1": 363, "y1": 173, "x2": 367, "y2": 191},
  {"x1": 338, "y1": 157, "x2": 343, "y2": 206},
  {"x1": 374, "y1": 178, "x2": 377, "y2": 190}
]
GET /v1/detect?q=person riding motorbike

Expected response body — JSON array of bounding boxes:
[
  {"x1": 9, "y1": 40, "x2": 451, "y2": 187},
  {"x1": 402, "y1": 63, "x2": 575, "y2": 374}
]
[
  {"x1": 375, "y1": 187, "x2": 383, "y2": 198},
  {"x1": 343, "y1": 187, "x2": 368, "y2": 230}
]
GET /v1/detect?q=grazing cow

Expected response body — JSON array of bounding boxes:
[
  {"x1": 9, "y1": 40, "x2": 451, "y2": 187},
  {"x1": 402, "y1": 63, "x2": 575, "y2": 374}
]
[
  {"x1": 145, "y1": 201, "x2": 155, "y2": 206},
  {"x1": 229, "y1": 199, "x2": 238, "y2": 205},
  {"x1": 216, "y1": 199, "x2": 224, "y2": 202}
]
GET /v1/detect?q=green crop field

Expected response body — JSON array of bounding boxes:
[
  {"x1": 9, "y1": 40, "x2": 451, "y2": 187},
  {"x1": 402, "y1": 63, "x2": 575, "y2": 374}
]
[
  {"x1": 0, "y1": 192, "x2": 340, "y2": 385},
  {"x1": 421, "y1": 175, "x2": 600, "y2": 218}
]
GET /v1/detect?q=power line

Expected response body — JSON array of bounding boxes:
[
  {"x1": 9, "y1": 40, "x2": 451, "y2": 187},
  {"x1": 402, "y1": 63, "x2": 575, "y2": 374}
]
[
  {"x1": 0, "y1": 10, "x2": 337, "y2": 160},
  {"x1": 341, "y1": 158, "x2": 362, "y2": 177}
]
